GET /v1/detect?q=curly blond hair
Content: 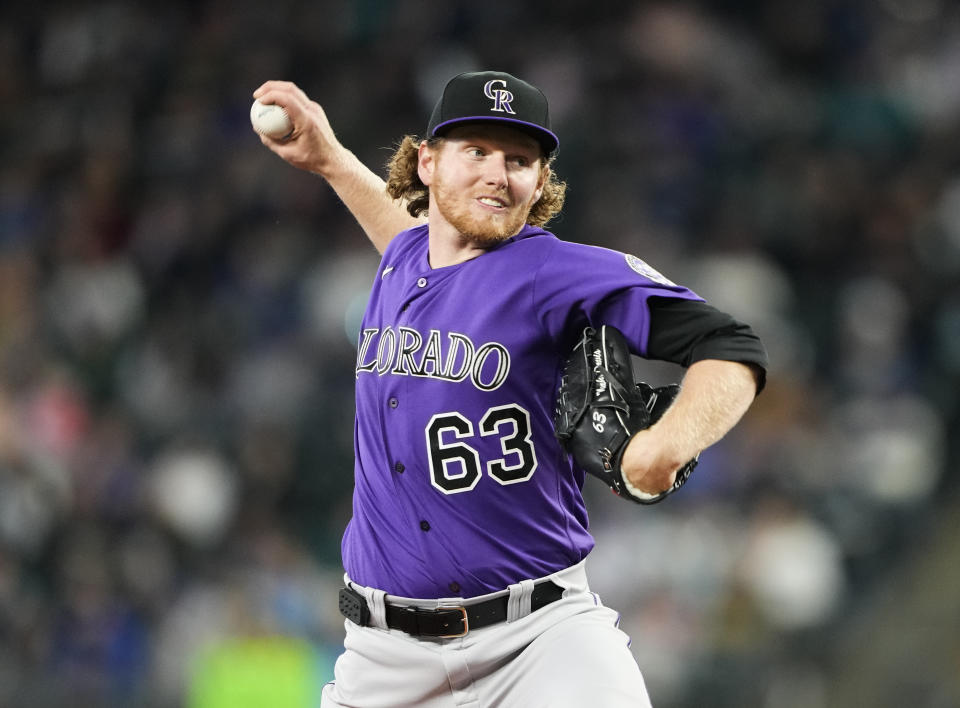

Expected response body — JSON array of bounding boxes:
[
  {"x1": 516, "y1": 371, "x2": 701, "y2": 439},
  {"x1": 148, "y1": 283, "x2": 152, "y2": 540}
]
[{"x1": 384, "y1": 135, "x2": 566, "y2": 227}]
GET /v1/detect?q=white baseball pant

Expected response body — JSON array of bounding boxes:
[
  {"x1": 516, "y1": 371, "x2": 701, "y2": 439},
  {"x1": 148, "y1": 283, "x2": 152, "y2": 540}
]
[{"x1": 321, "y1": 560, "x2": 652, "y2": 708}]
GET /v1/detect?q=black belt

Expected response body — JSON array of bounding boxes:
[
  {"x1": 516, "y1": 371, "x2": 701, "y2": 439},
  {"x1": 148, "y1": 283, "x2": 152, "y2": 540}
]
[{"x1": 338, "y1": 580, "x2": 564, "y2": 638}]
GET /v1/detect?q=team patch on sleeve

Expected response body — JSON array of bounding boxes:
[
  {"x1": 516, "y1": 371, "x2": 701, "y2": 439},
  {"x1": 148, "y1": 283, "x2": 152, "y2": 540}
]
[{"x1": 625, "y1": 254, "x2": 676, "y2": 286}]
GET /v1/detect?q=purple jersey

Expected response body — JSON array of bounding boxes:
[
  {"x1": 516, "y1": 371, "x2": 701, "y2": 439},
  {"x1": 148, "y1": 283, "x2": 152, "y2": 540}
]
[{"x1": 341, "y1": 224, "x2": 702, "y2": 598}]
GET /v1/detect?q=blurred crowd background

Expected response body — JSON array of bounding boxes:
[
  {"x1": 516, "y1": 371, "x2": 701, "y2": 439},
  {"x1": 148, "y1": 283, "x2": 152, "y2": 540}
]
[{"x1": 1, "y1": 1, "x2": 958, "y2": 706}]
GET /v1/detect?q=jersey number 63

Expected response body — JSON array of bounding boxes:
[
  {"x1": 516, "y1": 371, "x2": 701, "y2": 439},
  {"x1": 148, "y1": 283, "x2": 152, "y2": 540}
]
[{"x1": 425, "y1": 404, "x2": 538, "y2": 494}]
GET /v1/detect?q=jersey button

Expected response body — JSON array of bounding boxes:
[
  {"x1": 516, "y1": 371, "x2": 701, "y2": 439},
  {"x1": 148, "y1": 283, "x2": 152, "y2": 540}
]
[
  {"x1": 394, "y1": 462, "x2": 405, "y2": 474},
  {"x1": 448, "y1": 581, "x2": 461, "y2": 594},
  {"x1": 416, "y1": 277, "x2": 427, "y2": 288},
  {"x1": 388, "y1": 397, "x2": 399, "y2": 409},
  {"x1": 419, "y1": 520, "x2": 430, "y2": 531}
]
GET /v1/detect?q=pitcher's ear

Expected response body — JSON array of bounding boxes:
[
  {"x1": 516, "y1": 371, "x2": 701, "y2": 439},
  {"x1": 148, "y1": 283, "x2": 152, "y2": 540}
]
[{"x1": 418, "y1": 140, "x2": 435, "y2": 185}]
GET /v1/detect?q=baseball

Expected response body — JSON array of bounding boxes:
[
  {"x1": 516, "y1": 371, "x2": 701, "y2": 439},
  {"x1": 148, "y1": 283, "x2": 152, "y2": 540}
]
[{"x1": 250, "y1": 99, "x2": 293, "y2": 140}]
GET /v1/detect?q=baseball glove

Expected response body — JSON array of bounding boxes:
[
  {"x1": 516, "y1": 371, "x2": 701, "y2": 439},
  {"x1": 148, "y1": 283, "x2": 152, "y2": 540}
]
[{"x1": 554, "y1": 325, "x2": 698, "y2": 504}]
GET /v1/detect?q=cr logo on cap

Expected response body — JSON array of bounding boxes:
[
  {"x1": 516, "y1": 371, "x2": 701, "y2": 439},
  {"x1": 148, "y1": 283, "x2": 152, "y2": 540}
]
[{"x1": 483, "y1": 79, "x2": 516, "y2": 115}]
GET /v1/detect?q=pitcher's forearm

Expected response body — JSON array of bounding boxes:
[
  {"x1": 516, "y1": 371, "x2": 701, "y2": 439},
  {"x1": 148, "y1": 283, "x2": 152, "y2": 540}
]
[
  {"x1": 654, "y1": 359, "x2": 758, "y2": 461},
  {"x1": 319, "y1": 146, "x2": 424, "y2": 254},
  {"x1": 253, "y1": 80, "x2": 423, "y2": 254},
  {"x1": 621, "y1": 359, "x2": 759, "y2": 491}
]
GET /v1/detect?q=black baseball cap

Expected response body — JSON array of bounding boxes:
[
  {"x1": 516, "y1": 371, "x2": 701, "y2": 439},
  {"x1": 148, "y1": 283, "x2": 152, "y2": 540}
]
[{"x1": 426, "y1": 71, "x2": 559, "y2": 156}]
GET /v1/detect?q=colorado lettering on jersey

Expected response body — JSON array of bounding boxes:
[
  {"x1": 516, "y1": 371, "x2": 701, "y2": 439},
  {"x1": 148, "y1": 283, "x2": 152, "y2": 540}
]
[{"x1": 356, "y1": 326, "x2": 511, "y2": 391}]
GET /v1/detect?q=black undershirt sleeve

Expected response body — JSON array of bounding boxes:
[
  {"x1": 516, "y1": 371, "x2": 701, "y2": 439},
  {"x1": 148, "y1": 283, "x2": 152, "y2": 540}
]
[{"x1": 646, "y1": 296, "x2": 769, "y2": 394}]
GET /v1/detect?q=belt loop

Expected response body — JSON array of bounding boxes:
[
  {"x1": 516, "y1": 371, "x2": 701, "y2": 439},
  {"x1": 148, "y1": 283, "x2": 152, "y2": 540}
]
[
  {"x1": 506, "y1": 578, "x2": 536, "y2": 622},
  {"x1": 349, "y1": 581, "x2": 388, "y2": 629},
  {"x1": 368, "y1": 587, "x2": 388, "y2": 629}
]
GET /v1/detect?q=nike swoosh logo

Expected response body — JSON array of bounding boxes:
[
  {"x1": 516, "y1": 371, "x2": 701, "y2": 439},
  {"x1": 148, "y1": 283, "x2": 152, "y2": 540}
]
[{"x1": 381, "y1": 266, "x2": 395, "y2": 279}]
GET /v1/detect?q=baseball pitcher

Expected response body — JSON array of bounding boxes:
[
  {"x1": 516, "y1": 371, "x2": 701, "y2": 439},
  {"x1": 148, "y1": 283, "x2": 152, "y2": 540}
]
[{"x1": 253, "y1": 71, "x2": 768, "y2": 707}]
